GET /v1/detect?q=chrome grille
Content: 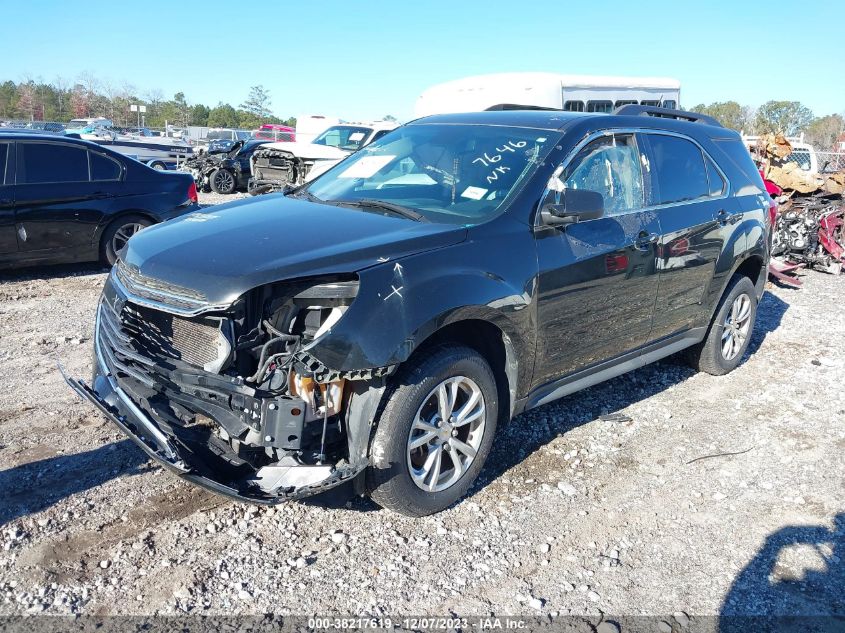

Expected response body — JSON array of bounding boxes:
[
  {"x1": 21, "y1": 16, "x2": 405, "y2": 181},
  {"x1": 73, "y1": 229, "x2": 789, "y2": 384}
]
[
  {"x1": 114, "y1": 260, "x2": 209, "y2": 314},
  {"x1": 98, "y1": 295, "x2": 227, "y2": 373}
]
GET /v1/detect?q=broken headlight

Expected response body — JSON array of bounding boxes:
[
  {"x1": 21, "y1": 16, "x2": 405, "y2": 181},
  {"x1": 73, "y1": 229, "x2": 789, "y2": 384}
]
[{"x1": 270, "y1": 278, "x2": 359, "y2": 345}]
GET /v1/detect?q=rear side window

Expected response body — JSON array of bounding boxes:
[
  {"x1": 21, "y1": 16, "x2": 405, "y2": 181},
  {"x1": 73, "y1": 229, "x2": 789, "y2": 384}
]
[
  {"x1": 647, "y1": 134, "x2": 709, "y2": 205},
  {"x1": 90, "y1": 151, "x2": 122, "y2": 181},
  {"x1": 19, "y1": 143, "x2": 89, "y2": 184},
  {"x1": 704, "y1": 154, "x2": 726, "y2": 196},
  {"x1": 0, "y1": 144, "x2": 7, "y2": 185}
]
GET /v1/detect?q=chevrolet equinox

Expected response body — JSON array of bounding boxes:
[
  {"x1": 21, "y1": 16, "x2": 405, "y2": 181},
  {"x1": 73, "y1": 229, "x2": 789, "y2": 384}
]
[{"x1": 64, "y1": 107, "x2": 772, "y2": 516}]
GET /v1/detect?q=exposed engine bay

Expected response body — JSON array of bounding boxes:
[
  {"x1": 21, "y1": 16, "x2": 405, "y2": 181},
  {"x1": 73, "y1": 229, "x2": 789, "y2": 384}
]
[
  {"x1": 248, "y1": 147, "x2": 338, "y2": 195},
  {"x1": 63, "y1": 265, "x2": 394, "y2": 502}
]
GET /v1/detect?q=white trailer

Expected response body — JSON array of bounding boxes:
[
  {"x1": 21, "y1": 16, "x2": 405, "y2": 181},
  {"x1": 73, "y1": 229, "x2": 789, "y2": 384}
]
[{"x1": 414, "y1": 72, "x2": 681, "y2": 117}]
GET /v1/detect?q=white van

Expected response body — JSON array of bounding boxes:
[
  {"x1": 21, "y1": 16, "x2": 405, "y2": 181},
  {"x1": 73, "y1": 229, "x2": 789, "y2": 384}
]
[{"x1": 414, "y1": 72, "x2": 681, "y2": 117}]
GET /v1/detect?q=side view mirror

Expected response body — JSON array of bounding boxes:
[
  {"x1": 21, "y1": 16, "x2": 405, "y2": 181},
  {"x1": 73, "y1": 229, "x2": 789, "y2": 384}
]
[{"x1": 540, "y1": 189, "x2": 604, "y2": 226}]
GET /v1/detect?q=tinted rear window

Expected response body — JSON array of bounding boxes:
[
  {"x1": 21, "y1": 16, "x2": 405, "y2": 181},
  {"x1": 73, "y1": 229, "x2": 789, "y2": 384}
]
[
  {"x1": 648, "y1": 134, "x2": 709, "y2": 204},
  {"x1": 19, "y1": 143, "x2": 89, "y2": 184},
  {"x1": 90, "y1": 151, "x2": 121, "y2": 181}
]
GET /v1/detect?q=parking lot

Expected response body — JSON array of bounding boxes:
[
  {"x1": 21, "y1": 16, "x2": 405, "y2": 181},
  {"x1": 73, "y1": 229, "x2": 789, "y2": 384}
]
[{"x1": 1, "y1": 192, "x2": 843, "y2": 622}]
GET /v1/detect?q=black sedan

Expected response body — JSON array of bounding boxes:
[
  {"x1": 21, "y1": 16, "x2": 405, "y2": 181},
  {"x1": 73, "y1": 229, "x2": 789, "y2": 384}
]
[{"x1": 0, "y1": 132, "x2": 199, "y2": 268}]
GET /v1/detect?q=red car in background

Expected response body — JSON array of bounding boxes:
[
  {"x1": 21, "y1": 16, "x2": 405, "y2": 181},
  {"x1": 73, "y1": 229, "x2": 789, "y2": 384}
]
[{"x1": 253, "y1": 124, "x2": 296, "y2": 142}]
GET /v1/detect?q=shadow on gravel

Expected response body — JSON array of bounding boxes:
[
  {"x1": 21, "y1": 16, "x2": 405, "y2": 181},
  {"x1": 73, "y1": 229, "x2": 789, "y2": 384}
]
[
  {"x1": 0, "y1": 440, "x2": 148, "y2": 527},
  {"x1": 0, "y1": 262, "x2": 107, "y2": 281},
  {"x1": 719, "y1": 513, "x2": 845, "y2": 632},
  {"x1": 470, "y1": 288, "x2": 791, "y2": 498},
  {"x1": 746, "y1": 290, "x2": 790, "y2": 356}
]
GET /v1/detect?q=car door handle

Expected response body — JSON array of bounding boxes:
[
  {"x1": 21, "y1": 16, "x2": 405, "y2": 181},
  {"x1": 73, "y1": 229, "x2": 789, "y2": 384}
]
[
  {"x1": 634, "y1": 232, "x2": 659, "y2": 251},
  {"x1": 715, "y1": 209, "x2": 740, "y2": 226},
  {"x1": 91, "y1": 191, "x2": 113, "y2": 199}
]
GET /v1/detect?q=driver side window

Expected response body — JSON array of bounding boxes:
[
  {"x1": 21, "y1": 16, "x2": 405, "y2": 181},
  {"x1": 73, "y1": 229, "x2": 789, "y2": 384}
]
[{"x1": 563, "y1": 133, "x2": 644, "y2": 217}]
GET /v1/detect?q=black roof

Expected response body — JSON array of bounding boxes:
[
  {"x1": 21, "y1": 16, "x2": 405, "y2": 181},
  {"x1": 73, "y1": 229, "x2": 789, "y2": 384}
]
[
  {"x1": 410, "y1": 108, "x2": 737, "y2": 139},
  {"x1": 0, "y1": 131, "x2": 102, "y2": 146},
  {"x1": 410, "y1": 110, "x2": 591, "y2": 130}
]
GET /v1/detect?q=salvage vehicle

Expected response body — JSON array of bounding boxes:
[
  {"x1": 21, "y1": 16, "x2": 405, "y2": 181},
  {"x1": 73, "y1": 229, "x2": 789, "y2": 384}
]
[
  {"x1": 0, "y1": 133, "x2": 198, "y2": 268},
  {"x1": 248, "y1": 121, "x2": 398, "y2": 194},
  {"x1": 179, "y1": 139, "x2": 273, "y2": 194},
  {"x1": 64, "y1": 106, "x2": 771, "y2": 516}
]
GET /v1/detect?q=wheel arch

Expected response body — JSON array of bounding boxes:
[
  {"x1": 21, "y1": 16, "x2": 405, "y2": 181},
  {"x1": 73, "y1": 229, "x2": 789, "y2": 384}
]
[
  {"x1": 95, "y1": 209, "x2": 158, "y2": 243},
  {"x1": 707, "y1": 249, "x2": 766, "y2": 325},
  {"x1": 402, "y1": 318, "x2": 519, "y2": 424},
  {"x1": 95, "y1": 210, "x2": 158, "y2": 262}
]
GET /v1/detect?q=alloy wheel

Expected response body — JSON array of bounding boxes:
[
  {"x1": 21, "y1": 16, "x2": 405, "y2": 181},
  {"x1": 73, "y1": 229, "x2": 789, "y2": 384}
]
[
  {"x1": 111, "y1": 222, "x2": 146, "y2": 254},
  {"x1": 406, "y1": 376, "x2": 486, "y2": 492},
  {"x1": 721, "y1": 293, "x2": 752, "y2": 360},
  {"x1": 214, "y1": 170, "x2": 235, "y2": 192}
]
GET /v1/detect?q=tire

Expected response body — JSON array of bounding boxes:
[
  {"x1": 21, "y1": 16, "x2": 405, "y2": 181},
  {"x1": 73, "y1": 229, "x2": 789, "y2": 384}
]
[
  {"x1": 100, "y1": 215, "x2": 152, "y2": 266},
  {"x1": 367, "y1": 345, "x2": 498, "y2": 516},
  {"x1": 149, "y1": 161, "x2": 167, "y2": 171},
  {"x1": 686, "y1": 275, "x2": 757, "y2": 376},
  {"x1": 209, "y1": 168, "x2": 237, "y2": 194}
]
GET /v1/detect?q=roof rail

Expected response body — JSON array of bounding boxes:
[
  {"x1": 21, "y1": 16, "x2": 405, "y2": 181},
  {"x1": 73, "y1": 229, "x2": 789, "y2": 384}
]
[
  {"x1": 612, "y1": 104, "x2": 723, "y2": 128},
  {"x1": 484, "y1": 103, "x2": 562, "y2": 112}
]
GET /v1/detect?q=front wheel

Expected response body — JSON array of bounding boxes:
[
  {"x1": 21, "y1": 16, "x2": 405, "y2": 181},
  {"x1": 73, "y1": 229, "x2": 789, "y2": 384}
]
[
  {"x1": 686, "y1": 275, "x2": 758, "y2": 375},
  {"x1": 209, "y1": 168, "x2": 237, "y2": 194},
  {"x1": 367, "y1": 345, "x2": 498, "y2": 516}
]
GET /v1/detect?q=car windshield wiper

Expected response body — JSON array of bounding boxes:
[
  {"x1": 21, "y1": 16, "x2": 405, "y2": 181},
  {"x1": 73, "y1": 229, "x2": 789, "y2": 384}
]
[
  {"x1": 338, "y1": 198, "x2": 427, "y2": 222},
  {"x1": 287, "y1": 188, "x2": 323, "y2": 203}
]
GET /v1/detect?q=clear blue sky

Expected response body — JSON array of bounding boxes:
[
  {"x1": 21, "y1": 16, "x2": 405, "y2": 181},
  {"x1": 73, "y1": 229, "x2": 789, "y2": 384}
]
[{"x1": 3, "y1": 0, "x2": 843, "y2": 121}]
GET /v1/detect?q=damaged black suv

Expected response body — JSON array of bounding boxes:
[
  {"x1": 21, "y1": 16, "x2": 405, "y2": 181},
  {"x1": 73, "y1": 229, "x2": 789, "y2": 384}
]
[{"x1": 65, "y1": 107, "x2": 772, "y2": 516}]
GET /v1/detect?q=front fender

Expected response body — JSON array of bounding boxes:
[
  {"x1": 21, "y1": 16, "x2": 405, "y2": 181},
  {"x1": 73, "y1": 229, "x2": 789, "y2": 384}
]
[{"x1": 305, "y1": 220, "x2": 538, "y2": 394}]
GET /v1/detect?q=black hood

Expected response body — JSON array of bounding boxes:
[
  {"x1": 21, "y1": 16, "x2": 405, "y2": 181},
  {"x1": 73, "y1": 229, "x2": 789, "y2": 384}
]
[{"x1": 121, "y1": 195, "x2": 467, "y2": 305}]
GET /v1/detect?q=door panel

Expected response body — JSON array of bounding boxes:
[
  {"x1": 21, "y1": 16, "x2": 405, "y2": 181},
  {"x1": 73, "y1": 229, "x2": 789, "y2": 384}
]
[
  {"x1": 535, "y1": 211, "x2": 661, "y2": 385},
  {"x1": 534, "y1": 132, "x2": 661, "y2": 386},
  {"x1": 14, "y1": 142, "x2": 103, "y2": 256},
  {"x1": 642, "y1": 133, "x2": 739, "y2": 340},
  {"x1": 0, "y1": 142, "x2": 16, "y2": 256}
]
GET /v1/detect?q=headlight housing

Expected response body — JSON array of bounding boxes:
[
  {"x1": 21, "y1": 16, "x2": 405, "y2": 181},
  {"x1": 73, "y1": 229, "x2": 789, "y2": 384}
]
[{"x1": 267, "y1": 277, "x2": 359, "y2": 346}]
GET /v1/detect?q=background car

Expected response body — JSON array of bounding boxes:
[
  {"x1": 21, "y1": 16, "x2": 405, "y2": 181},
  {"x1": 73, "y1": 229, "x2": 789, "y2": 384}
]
[
  {"x1": 180, "y1": 139, "x2": 273, "y2": 194},
  {"x1": 0, "y1": 133, "x2": 199, "y2": 269}
]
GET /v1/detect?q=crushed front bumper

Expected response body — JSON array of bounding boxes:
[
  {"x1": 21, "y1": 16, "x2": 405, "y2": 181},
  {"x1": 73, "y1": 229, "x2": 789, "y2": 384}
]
[{"x1": 59, "y1": 309, "x2": 364, "y2": 504}]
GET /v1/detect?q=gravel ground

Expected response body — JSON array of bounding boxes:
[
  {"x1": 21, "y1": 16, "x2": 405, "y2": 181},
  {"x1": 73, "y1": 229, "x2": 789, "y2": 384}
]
[{"x1": 1, "y1": 199, "x2": 843, "y2": 622}]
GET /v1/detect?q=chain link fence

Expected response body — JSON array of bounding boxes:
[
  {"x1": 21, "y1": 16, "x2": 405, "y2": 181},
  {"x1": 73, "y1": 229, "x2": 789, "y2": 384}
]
[
  {"x1": 0, "y1": 119, "x2": 67, "y2": 133},
  {"x1": 817, "y1": 151, "x2": 845, "y2": 173}
]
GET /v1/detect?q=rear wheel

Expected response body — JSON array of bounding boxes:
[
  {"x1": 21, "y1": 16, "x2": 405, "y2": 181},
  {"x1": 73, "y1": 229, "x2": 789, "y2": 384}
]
[
  {"x1": 210, "y1": 168, "x2": 236, "y2": 194},
  {"x1": 686, "y1": 275, "x2": 757, "y2": 375},
  {"x1": 367, "y1": 346, "x2": 498, "y2": 516},
  {"x1": 148, "y1": 161, "x2": 167, "y2": 171},
  {"x1": 100, "y1": 215, "x2": 152, "y2": 266}
]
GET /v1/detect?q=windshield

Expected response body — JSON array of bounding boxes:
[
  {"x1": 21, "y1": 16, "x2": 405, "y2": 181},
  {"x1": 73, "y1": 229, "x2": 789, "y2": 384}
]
[
  {"x1": 313, "y1": 126, "x2": 373, "y2": 151},
  {"x1": 304, "y1": 123, "x2": 557, "y2": 224}
]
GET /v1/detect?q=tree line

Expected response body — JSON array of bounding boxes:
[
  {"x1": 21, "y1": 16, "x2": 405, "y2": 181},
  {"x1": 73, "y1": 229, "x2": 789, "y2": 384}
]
[
  {"x1": 0, "y1": 76, "x2": 295, "y2": 130},
  {"x1": 689, "y1": 100, "x2": 843, "y2": 150},
  {"x1": 1, "y1": 75, "x2": 842, "y2": 148}
]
